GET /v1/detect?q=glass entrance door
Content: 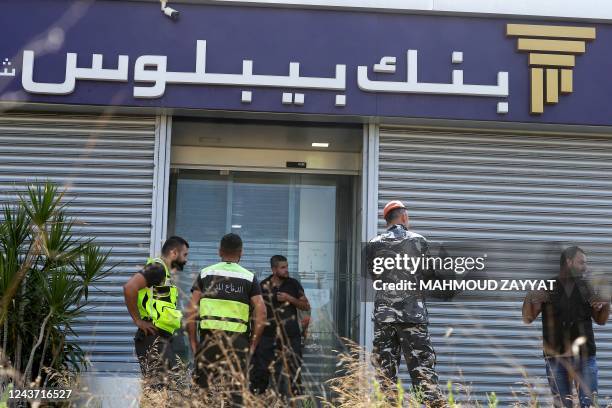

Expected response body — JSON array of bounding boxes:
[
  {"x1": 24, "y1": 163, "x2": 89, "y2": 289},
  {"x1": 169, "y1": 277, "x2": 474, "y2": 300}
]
[{"x1": 168, "y1": 169, "x2": 357, "y2": 394}]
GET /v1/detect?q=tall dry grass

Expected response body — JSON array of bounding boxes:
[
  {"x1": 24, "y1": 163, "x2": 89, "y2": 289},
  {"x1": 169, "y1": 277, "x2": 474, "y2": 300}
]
[{"x1": 3, "y1": 335, "x2": 611, "y2": 407}]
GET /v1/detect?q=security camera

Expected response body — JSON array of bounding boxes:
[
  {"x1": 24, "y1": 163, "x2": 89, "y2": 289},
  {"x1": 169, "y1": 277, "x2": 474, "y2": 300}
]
[
  {"x1": 160, "y1": 0, "x2": 179, "y2": 20},
  {"x1": 163, "y1": 7, "x2": 179, "y2": 19}
]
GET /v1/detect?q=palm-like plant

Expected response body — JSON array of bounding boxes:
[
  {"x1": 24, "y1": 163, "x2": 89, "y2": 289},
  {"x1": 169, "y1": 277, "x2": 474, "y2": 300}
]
[{"x1": 0, "y1": 181, "x2": 113, "y2": 387}]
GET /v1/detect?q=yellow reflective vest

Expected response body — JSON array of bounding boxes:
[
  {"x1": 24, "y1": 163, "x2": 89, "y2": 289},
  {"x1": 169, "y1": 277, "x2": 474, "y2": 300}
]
[
  {"x1": 198, "y1": 262, "x2": 255, "y2": 333},
  {"x1": 137, "y1": 258, "x2": 182, "y2": 334}
]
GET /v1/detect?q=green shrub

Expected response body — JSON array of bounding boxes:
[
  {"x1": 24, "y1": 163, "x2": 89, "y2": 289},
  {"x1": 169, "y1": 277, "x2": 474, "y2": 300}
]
[{"x1": 0, "y1": 182, "x2": 112, "y2": 387}]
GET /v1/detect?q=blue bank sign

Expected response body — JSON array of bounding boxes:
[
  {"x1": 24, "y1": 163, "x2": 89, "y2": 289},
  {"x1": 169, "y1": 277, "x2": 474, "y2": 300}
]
[{"x1": 0, "y1": 0, "x2": 609, "y2": 125}]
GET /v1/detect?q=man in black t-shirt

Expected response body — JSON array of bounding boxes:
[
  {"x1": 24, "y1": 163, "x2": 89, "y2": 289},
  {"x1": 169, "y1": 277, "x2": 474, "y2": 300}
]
[
  {"x1": 250, "y1": 255, "x2": 310, "y2": 398},
  {"x1": 523, "y1": 246, "x2": 610, "y2": 408}
]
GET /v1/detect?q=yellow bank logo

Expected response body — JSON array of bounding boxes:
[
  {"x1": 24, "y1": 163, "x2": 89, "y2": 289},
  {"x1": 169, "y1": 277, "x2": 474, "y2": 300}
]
[{"x1": 507, "y1": 24, "x2": 596, "y2": 114}]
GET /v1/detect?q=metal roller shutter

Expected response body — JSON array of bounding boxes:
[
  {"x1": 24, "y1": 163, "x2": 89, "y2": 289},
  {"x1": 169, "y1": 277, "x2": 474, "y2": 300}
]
[
  {"x1": 377, "y1": 127, "x2": 612, "y2": 405},
  {"x1": 0, "y1": 112, "x2": 157, "y2": 373}
]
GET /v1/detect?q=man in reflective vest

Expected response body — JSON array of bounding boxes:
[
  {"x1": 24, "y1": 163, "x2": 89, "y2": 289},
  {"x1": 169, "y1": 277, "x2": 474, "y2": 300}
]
[
  {"x1": 123, "y1": 236, "x2": 190, "y2": 386},
  {"x1": 186, "y1": 233, "x2": 266, "y2": 405}
]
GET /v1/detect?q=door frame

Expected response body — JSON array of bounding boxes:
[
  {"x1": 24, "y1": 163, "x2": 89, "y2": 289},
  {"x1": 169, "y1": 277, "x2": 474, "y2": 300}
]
[{"x1": 154, "y1": 116, "x2": 371, "y2": 343}]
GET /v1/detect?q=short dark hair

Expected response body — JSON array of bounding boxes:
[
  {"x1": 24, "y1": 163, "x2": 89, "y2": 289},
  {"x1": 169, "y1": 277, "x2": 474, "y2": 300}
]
[
  {"x1": 220, "y1": 233, "x2": 243, "y2": 255},
  {"x1": 384, "y1": 207, "x2": 407, "y2": 223},
  {"x1": 270, "y1": 255, "x2": 288, "y2": 268},
  {"x1": 560, "y1": 246, "x2": 585, "y2": 268},
  {"x1": 162, "y1": 236, "x2": 189, "y2": 256}
]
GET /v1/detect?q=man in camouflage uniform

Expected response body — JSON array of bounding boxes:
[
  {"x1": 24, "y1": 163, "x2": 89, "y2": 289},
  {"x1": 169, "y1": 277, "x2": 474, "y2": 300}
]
[{"x1": 367, "y1": 200, "x2": 448, "y2": 407}]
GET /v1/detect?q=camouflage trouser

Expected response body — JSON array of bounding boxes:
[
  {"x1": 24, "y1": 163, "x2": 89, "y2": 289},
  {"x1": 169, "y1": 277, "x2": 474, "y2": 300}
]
[{"x1": 372, "y1": 322, "x2": 446, "y2": 407}]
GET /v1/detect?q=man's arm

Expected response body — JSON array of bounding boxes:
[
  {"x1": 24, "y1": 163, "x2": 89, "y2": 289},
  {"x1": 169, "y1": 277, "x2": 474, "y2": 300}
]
[
  {"x1": 186, "y1": 289, "x2": 201, "y2": 354},
  {"x1": 592, "y1": 301, "x2": 610, "y2": 325},
  {"x1": 586, "y1": 278, "x2": 610, "y2": 325},
  {"x1": 277, "y1": 292, "x2": 310, "y2": 311},
  {"x1": 300, "y1": 314, "x2": 311, "y2": 339},
  {"x1": 421, "y1": 239, "x2": 457, "y2": 300},
  {"x1": 250, "y1": 294, "x2": 266, "y2": 353},
  {"x1": 123, "y1": 274, "x2": 157, "y2": 335},
  {"x1": 522, "y1": 291, "x2": 544, "y2": 324}
]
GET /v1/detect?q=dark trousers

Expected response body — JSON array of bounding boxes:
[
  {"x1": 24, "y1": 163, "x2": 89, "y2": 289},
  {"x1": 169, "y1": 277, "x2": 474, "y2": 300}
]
[
  {"x1": 250, "y1": 335, "x2": 303, "y2": 397},
  {"x1": 193, "y1": 330, "x2": 250, "y2": 407},
  {"x1": 134, "y1": 329, "x2": 176, "y2": 388},
  {"x1": 372, "y1": 322, "x2": 446, "y2": 407}
]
